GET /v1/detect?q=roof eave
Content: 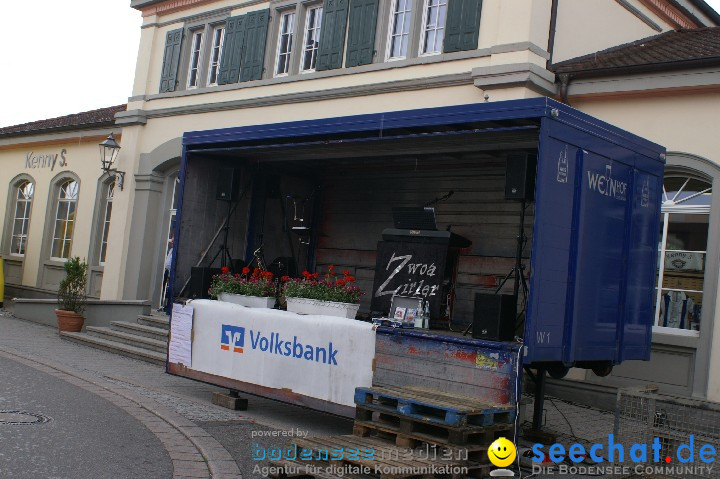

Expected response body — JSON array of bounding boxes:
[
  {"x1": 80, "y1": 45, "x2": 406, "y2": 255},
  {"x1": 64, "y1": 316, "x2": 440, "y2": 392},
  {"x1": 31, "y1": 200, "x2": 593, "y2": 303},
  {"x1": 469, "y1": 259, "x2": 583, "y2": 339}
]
[{"x1": 553, "y1": 56, "x2": 720, "y2": 79}]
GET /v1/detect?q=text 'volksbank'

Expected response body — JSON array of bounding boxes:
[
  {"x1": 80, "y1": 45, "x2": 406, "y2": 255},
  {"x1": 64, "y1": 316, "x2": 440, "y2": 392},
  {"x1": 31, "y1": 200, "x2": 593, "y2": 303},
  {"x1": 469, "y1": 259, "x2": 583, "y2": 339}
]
[{"x1": 220, "y1": 324, "x2": 339, "y2": 365}]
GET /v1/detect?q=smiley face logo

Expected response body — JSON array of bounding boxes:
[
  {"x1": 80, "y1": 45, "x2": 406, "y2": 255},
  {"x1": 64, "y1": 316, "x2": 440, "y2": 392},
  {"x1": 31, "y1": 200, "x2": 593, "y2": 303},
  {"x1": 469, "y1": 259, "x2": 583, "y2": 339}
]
[{"x1": 488, "y1": 437, "x2": 517, "y2": 468}]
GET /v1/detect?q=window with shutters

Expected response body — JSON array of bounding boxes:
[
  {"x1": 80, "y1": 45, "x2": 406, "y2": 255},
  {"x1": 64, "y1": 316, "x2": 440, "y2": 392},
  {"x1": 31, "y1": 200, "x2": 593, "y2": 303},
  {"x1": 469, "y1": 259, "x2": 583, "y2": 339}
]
[
  {"x1": 420, "y1": 0, "x2": 447, "y2": 54},
  {"x1": 302, "y1": 5, "x2": 323, "y2": 72},
  {"x1": 51, "y1": 179, "x2": 79, "y2": 260},
  {"x1": 275, "y1": 12, "x2": 296, "y2": 76},
  {"x1": 9, "y1": 179, "x2": 34, "y2": 256},
  {"x1": 187, "y1": 30, "x2": 205, "y2": 88},
  {"x1": 207, "y1": 25, "x2": 226, "y2": 86},
  {"x1": 386, "y1": 0, "x2": 413, "y2": 60}
]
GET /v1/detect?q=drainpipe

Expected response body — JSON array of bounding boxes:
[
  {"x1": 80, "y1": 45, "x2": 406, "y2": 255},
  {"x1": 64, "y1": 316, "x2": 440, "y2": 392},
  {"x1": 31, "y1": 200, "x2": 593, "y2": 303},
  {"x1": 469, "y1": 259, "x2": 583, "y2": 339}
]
[
  {"x1": 546, "y1": 0, "x2": 559, "y2": 68},
  {"x1": 558, "y1": 73, "x2": 571, "y2": 105}
]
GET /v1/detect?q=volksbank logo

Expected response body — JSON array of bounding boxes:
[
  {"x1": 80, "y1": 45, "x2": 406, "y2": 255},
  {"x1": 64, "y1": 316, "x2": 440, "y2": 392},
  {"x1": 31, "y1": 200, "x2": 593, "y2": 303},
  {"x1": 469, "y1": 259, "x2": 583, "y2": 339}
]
[
  {"x1": 220, "y1": 324, "x2": 339, "y2": 366},
  {"x1": 587, "y1": 164, "x2": 627, "y2": 202},
  {"x1": 221, "y1": 325, "x2": 245, "y2": 353}
]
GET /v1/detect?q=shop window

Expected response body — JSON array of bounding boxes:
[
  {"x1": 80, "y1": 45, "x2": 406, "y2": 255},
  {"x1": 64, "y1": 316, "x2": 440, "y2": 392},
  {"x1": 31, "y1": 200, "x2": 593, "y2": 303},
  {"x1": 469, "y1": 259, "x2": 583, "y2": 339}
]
[
  {"x1": 419, "y1": 0, "x2": 447, "y2": 55},
  {"x1": 9, "y1": 180, "x2": 34, "y2": 256},
  {"x1": 386, "y1": 0, "x2": 413, "y2": 60},
  {"x1": 51, "y1": 179, "x2": 79, "y2": 260},
  {"x1": 206, "y1": 25, "x2": 226, "y2": 86},
  {"x1": 654, "y1": 173, "x2": 712, "y2": 333},
  {"x1": 301, "y1": 5, "x2": 323, "y2": 72},
  {"x1": 275, "y1": 11, "x2": 296, "y2": 76},
  {"x1": 187, "y1": 29, "x2": 205, "y2": 89},
  {"x1": 98, "y1": 181, "x2": 115, "y2": 265}
]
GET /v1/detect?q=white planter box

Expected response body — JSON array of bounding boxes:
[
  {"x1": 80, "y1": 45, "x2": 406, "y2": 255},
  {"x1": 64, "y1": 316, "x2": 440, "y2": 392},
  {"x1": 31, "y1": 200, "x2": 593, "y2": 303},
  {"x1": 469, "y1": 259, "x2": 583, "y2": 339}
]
[
  {"x1": 286, "y1": 297, "x2": 360, "y2": 319},
  {"x1": 219, "y1": 293, "x2": 275, "y2": 308}
]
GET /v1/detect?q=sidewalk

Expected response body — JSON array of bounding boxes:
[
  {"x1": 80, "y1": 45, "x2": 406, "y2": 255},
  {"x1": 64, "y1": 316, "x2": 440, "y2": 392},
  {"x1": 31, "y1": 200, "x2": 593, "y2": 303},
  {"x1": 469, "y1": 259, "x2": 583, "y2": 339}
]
[
  {"x1": 0, "y1": 307, "x2": 617, "y2": 478},
  {"x1": 0, "y1": 308, "x2": 352, "y2": 479}
]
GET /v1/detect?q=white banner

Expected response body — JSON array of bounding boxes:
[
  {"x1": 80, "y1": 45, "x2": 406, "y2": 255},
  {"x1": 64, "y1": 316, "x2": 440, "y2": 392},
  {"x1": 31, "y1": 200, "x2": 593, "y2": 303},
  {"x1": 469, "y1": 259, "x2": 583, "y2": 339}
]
[{"x1": 188, "y1": 299, "x2": 376, "y2": 407}]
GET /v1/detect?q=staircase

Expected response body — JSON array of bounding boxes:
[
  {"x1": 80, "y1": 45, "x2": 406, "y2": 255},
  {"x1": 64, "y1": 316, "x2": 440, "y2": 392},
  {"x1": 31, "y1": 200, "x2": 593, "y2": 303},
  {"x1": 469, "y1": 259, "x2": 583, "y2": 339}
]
[{"x1": 60, "y1": 313, "x2": 169, "y2": 365}]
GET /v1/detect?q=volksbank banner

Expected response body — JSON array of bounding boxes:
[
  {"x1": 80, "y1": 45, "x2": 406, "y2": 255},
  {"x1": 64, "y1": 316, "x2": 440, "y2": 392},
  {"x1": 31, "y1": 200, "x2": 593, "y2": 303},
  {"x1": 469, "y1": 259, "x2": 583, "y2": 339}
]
[{"x1": 190, "y1": 300, "x2": 376, "y2": 407}]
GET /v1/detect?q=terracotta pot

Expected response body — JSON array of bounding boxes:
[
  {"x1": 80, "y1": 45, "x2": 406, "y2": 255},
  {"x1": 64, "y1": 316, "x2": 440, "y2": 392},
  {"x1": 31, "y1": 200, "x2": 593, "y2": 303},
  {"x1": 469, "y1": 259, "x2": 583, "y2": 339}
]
[{"x1": 55, "y1": 309, "x2": 85, "y2": 333}]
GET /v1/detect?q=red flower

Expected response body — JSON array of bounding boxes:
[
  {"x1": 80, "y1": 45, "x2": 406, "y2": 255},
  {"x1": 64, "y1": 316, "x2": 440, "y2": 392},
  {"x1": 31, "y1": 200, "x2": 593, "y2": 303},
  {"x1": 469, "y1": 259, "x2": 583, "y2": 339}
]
[
  {"x1": 281, "y1": 275, "x2": 290, "y2": 282},
  {"x1": 329, "y1": 264, "x2": 335, "y2": 271},
  {"x1": 302, "y1": 271, "x2": 311, "y2": 279},
  {"x1": 221, "y1": 266, "x2": 230, "y2": 274},
  {"x1": 342, "y1": 269, "x2": 350, "y2": 276},
  {"x1": 253, "y1": 267, "x2": 260, "y2": 277},
  {"x1": 310, "y1": 272, "x2": 319, "y2": 278},
  {"x1": 345, "y1": 275, "x2": 356, "y2": 283},
  {"x1": 242, "y1": 267, "x2": 251, "y2": 275},
  {"x1": 336, "y1": 279, "x2": 346, "y2": 287},
  {"x1": 261, "y1": 271, "x2": 273, "y2": 279}
]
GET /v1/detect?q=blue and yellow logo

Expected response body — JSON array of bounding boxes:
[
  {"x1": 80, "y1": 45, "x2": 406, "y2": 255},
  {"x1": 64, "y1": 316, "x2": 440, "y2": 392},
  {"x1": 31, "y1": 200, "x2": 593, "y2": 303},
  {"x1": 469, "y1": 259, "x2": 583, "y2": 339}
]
[{"x1": 221, "y1": 325, "x2": 245, "y2": 353}]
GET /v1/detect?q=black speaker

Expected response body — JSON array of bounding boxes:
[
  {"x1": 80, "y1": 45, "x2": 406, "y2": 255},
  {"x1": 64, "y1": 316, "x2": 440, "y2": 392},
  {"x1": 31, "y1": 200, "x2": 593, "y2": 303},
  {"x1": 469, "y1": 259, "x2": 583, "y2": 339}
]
[
  {"x1": 472, "y1": 293, "x2": 517, "y2": 341},
  {"x1": 216, "y1": 168, "x2": 241, "y2": 201},
  {"x1": 189, "y1": 267, "x2": 221, "y2": 299},
  {"x1": 505, "y1": 153, "x2": 537, "y2": 201}
]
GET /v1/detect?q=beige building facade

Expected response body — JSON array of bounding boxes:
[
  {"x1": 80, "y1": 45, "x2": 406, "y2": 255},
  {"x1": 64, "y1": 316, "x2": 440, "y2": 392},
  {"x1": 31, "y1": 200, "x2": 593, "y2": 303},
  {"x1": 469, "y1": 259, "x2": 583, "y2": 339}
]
[
  {"x1": 3, "y1": 0, "x2": 720, "y2": 404},
  {"x1": 0, "y1": 107, "x2": 125, "y2": 300}
]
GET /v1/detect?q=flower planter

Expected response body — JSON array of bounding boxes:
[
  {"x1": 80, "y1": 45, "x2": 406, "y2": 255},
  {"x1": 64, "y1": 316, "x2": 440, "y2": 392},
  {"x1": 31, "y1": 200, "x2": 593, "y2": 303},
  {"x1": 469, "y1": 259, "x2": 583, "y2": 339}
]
[
  {"x1": 55, "y1": 309, "x2": 85, "y2": 333},
  {"x1": 219, "y1": 293, "x2": 276, "y2": 308},
  {"x1": 286, "y1": 297, "x2": 360, "y2": 319}
]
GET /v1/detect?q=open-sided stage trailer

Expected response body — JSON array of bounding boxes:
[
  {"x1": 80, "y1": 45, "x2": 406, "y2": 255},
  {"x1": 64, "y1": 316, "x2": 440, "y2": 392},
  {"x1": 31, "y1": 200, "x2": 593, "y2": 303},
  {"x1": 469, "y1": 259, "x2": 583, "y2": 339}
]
[{"x1": 166, "y1": 97, "x2": 665, "y2": 425}]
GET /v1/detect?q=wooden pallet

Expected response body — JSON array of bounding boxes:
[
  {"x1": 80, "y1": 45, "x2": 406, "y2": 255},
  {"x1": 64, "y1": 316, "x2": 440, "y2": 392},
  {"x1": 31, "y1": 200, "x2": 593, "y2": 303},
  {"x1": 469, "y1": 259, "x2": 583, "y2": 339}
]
[
  {"x1": 355, "y1": 404, "x2": 513, "y2": 449},
  {"x1": 355, "y1": 386, "x2": 516, "y2": 428},
  {"x1": 266, "y1": 434, "x2": 493, "y2": 479}
]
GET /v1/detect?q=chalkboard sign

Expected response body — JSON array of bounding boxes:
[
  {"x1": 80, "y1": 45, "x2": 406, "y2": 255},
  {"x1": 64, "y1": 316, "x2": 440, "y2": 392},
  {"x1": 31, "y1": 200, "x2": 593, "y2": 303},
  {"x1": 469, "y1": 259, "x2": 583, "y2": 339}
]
[{"x1": 371, "y1": 241, "x2": 448, "y2": 318}]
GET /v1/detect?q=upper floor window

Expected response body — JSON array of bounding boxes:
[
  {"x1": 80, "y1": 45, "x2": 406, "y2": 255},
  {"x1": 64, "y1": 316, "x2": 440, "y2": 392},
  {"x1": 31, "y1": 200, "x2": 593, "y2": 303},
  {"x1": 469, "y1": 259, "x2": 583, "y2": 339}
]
[
  {"x1": 207, "y1": 26, "x2": 225, "y2": 86},
  {"x1": 99, "y1": 182, "x2": 115, "y2": 265},
  {"x1": 187, "y1": 30, "x2": 205, "y2": 88},
  {"x1": 10, "y1": 180, "x2": 34, "y2": 256},
  {"x1": 420, "y1": 0, "x2": 447, "y2": 55},
  {"x1": 655, "y1": 173, "x2": 712, "y2": 333},
  {"x1": 387, "y1": 0, "x2": 413, "y2": 60},
  {"x1": 51, "y1": 180, "x2": 79, "y2": 260},
  {"x1": 301, "y1": 6, "x2": 323, "y2": 72},
  {"x1": 275, "y1": 12, "x2": 296, "y2": 76}
]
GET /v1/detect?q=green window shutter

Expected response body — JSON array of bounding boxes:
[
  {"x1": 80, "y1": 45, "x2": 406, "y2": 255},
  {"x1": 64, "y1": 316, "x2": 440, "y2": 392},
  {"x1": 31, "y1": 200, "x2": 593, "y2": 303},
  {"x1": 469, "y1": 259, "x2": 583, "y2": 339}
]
[
  {"x1": 159, "y1": 28, "x2": 183, "y2": 93},
  {"x1": 316, "y1": 0, "x2": 350, "y2": 71},
  {"x1": 345, "y1": 0, "x2": 378, "y2": 67},
  {"x1": 218, "y1": 15, "x2": 247, "y2": 85},
  {"x1": 240, "y1": 9, "x2": 270, "y2": 82},
  {"x1": 443, "y1": 0, "x2": 483, "y2": 53}
]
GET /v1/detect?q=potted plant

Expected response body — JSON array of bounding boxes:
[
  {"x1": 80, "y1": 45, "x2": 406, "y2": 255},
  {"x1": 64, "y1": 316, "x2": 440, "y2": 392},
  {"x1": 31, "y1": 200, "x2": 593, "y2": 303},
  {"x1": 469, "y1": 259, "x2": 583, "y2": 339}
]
[
  {"x1": 283, "y1": 266, "x2": 364, "y2": 319},
  {"x1": 55, "y1": 256, "x2": 88, "y2": 333},
  {"x1": 211, "y1": 266, "x2": 276, "y2": 308}
]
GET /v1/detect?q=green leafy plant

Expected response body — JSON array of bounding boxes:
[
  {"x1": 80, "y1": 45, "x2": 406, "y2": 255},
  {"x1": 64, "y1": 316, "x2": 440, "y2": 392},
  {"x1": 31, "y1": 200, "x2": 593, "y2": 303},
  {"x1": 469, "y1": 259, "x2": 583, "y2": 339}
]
[
  {"x1": 283, "y1": 266, "x2": 364, "y2": 304},
  {"x1": 209, "y1": 266, "x2": 276, "y2": 298},
  {"x1": 57, "y1": 256, "x2": 88, "y2": 314}
]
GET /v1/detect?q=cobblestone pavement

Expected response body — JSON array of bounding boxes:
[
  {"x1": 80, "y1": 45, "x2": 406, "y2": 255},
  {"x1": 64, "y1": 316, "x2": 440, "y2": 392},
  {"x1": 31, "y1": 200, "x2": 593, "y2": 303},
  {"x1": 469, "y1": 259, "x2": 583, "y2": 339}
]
[
  {"x1": 0, "y1": 308, "x2": 619, "y2": 478},
  {"x1": 0, "y1": 309, "x2": 351, "y2": 478}
]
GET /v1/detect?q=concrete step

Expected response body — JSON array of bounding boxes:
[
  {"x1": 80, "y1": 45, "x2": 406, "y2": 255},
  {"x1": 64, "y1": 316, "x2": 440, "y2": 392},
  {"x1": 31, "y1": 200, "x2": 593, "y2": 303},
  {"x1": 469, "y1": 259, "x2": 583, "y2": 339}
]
[
  {"x1": 137, "y1": 314, "x2": 170, "y2": 331},
  {"x1": 60, "y1": 332, "x2": 166, "y2": 365},
  {"x1": 86, "y1": 327, "x2": 167, "y2": 353},
  {"x1": 111, "y1": 321, "x2": 169, "y2": 341}
]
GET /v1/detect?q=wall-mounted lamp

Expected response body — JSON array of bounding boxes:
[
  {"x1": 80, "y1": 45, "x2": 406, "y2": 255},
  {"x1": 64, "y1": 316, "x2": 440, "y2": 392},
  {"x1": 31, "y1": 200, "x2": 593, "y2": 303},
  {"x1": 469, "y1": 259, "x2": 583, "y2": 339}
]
[{"x1": 99, "y1": 133, "x2": 125, "y2": 190}]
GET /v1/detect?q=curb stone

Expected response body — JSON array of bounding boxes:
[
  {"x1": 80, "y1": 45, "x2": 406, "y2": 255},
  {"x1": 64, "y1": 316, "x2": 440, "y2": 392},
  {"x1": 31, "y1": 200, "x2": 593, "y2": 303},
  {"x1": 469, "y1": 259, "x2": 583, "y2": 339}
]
[{"x1": 0, "y1": 346, "x2": 242, "y2": 479}]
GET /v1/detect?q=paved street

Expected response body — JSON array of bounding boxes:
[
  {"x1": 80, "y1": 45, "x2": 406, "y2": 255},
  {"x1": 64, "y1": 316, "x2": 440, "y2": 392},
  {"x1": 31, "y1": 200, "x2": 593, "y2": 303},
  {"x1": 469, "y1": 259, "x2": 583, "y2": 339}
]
[
  {"x1": 0, "y1": 355, "x2": 172, "y2": 478},
  {"x1": 0, "y1": 307, "x2": 352, "y2": 479},
  {"x1": 0, "y1": 307, "x2": 617, "y2": 478}
]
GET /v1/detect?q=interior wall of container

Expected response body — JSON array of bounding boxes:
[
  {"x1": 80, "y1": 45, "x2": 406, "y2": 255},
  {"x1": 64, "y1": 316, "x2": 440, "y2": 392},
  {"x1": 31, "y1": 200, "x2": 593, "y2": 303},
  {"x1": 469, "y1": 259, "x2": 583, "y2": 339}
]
[{"x1": 172, "y1": 131, "x2": 539, "y2": 330}]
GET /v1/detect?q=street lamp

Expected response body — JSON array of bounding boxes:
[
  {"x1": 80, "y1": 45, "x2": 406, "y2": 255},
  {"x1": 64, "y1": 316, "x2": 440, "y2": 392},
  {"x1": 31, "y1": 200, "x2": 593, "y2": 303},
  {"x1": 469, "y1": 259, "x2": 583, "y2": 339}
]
[{"x1": 99, "y1": 133, "x2": 125, "y2": 190}]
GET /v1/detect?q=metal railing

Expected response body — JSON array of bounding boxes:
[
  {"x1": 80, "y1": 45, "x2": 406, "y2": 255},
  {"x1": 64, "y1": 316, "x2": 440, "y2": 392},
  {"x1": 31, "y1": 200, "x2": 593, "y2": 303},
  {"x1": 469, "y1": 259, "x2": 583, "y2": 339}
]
[{"x1": 614, "y1": 386, "x2": 720, "y2": 478}]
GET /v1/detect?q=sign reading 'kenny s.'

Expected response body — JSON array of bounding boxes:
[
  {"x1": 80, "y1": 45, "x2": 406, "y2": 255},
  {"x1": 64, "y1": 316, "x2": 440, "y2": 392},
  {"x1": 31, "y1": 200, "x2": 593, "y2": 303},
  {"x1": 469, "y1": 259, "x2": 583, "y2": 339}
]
[{"x1": 25, "y1": 149, "x2": 68, "y2": 171}]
